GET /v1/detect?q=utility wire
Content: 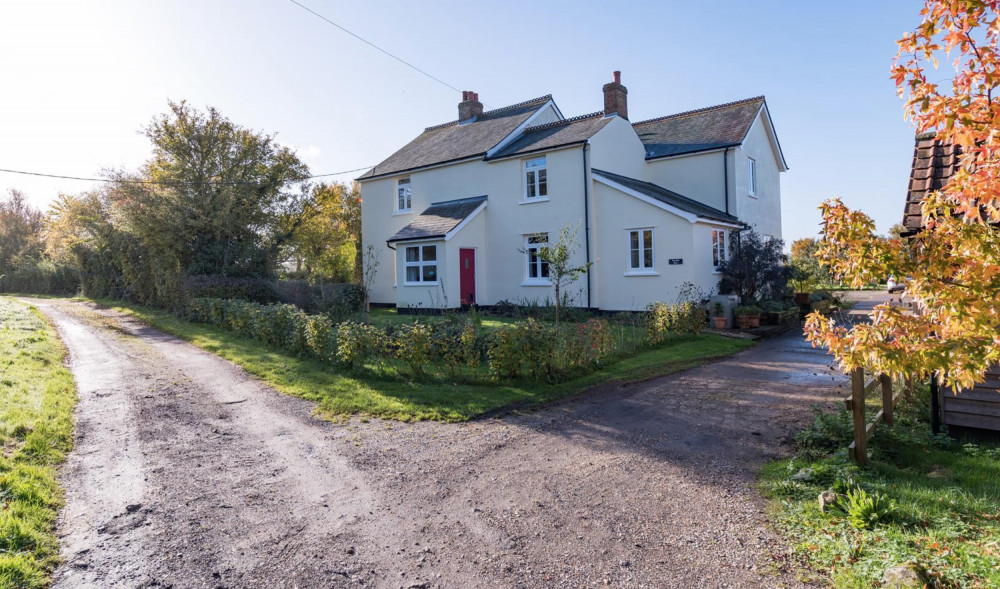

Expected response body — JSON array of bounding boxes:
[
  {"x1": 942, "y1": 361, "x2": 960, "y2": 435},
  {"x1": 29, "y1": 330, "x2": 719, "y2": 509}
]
[
  {"x1": 0, "y1": 166, "x2": 373, "y2": 185},
  {"x1": 287, "y1": 0, "x2": 467, "y2": 97}
]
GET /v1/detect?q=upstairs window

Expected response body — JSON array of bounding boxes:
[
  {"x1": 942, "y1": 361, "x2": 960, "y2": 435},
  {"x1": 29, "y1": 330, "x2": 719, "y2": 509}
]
[
  {"x1": 524, "y1": 156, "x2": 547, "y2": 200},
  {"x1": 747, "y1": 158, "x2": 756, "y2": 197},
  {"x1": 404, "y1": 244, "x2": 437, "y2": 284},
  {"x1": 525, "y1": 234, "x2": 550, "y2": 281},
  {"x1": 628, "y1": 228, "x2": 654, "y2": 271},
  {"x1": 712, "y1": 229, "x2": 727, "y2": 270},
  {"x1": 396, "y1": 177, "x2": 412, "y2": 212}
]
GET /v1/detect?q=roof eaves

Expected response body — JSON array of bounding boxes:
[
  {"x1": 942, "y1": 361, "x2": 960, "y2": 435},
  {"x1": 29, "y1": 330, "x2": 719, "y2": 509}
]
[
  {"x1": 357, "y1": 154, "x2": 486, "y2": 182},
  {"x1": 485, "y1": 139, "x2": 590, "y2": 162},
  {"x1": 643, "y1": 143, "x2": 741, "y2": 161}
]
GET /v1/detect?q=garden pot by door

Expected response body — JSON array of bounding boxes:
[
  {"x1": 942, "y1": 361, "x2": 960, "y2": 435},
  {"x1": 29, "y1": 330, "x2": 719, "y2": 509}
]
[{"x1": 459, "y1": 248, "x2": 476, "y2": 306}]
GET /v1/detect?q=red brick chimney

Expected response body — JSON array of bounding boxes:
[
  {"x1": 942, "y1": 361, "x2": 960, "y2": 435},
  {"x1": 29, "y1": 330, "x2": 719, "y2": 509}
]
[
  {"x1": 602, "y1": 71, "x2": 628, "y2": 120},
  {"x1": 458, "y1": 91, "x2": 483, "y2": 122}
]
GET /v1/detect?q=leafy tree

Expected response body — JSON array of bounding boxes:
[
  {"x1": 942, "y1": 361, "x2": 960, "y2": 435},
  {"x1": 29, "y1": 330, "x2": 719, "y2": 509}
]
[
  {"x1": 0, "y1": 189, "x2": 44, "y2": 273},
  {"x1": 111, "y1": 101, "x2": 309, "y2": 282},
  {"x1": 885, "y1": 223, "x2": 908, "y2": 239},
  {"x1": 789, "y1": 237, "x2": 832, "y2": 286},
  {"x1": 283, "y1": 181, "x2": 361, "y2": 283},
  {"x1": 717, "y1": 227, "x2": 789, "y2": 303},
  {"x1": 807, "y1": 1, "x2": 1000, "y2": 388},
  {"x1": 535, "y1": 222, "x2": 591, "y2": 325}
]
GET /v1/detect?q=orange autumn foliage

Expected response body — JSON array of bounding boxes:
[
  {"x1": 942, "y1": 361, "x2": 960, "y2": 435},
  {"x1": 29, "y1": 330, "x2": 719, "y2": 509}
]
[{"x1": 806, "y1": 0, "x2": 1000, "y2": 388}]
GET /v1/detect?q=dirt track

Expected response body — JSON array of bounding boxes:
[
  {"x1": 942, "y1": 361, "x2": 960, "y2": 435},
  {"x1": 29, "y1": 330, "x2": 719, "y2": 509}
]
[{"x1": 32, "y1": 299, "x2": 845, "y2": 588}]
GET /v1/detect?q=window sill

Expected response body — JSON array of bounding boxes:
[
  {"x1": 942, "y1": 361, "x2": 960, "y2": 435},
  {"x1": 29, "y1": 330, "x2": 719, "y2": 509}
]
[
  {"x1": 747, "y1": 194, "x2": 757, "y2": 199},
  {"x1": 518, "y1": 198, "x2": 550, "y2": 205},
  {"x1": 393, "y1": 209, "x2": 413, "y2": 216},
  {"x1": 521, "y1": 280, "x2": 552, "y2": 287},
  {"x1": 623, "y1": 270, "x2": 659, "y2": 277},
  {"x1": 402, "y1": 281, "x2": 439, "y2": 287}
]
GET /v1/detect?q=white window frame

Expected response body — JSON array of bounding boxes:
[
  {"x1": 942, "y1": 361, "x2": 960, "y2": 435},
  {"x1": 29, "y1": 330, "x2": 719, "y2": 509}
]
[
  {"x1": 395, "y1": 177, "x2": 412, "y2": 213},
  {"x1": 523, "y1": 233, "x2": 550, "y2": 285},
  {"x1": 712, "y1": 229, "x2": 727, "y2": 272},
  {"x1": 625, "y1": 228, "x2": 656, "y2": 275},
  {"x1": 523, "y1": 156, "x2": 548, "y2": 202},
  {"x1": 747, "y1": 158, "x2": 756, "y2": 197},
  {"x1": 403, "y1": 243, "x2": 438, "y2": 285}
]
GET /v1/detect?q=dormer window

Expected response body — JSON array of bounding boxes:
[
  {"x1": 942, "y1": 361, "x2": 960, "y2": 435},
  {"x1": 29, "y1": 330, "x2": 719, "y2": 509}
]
[
  {"x1": 524, "y1": 156, "x2": 547, "y2": 200},
  {"x1": 396, "y1": 178, "x2": 412, "y2": 212}
]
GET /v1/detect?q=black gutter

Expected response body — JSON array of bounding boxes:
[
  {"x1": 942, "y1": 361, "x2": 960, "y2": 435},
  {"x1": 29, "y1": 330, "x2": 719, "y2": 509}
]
[
  {"x1": 723, "y1": 146, "x2": 730, "y2": 216},
  {"x1": 484, "y1": 140, "x2": 589, "y2": 162},
  {"x1": 643, "y1": 143, "x2": 741, "y2": 162},
  {"x1": 582, "y1": 143, "x2": 592, "y2": 309}
]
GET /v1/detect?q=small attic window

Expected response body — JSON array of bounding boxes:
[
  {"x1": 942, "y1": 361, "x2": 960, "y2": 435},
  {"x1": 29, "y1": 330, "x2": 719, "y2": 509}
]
[{"x1": 747, "y1": 159, "x2": 757, "y2": 197}]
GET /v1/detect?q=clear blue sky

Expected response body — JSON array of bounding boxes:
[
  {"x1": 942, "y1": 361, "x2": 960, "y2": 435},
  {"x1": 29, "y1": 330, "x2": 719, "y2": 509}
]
[{"x1": 0, "y1": 0, "x2": 920, "y2": 245}]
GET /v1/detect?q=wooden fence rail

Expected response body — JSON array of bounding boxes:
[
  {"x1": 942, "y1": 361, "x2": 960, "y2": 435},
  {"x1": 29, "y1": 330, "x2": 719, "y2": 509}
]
[{"x1": 843, "y1": 368, "x2": 914, "y2": 465}]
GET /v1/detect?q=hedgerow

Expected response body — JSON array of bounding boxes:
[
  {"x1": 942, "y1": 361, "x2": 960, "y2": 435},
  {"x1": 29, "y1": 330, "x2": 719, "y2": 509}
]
[{"x1": 183, "y1": 297, "x2": 707, "y2": 384}]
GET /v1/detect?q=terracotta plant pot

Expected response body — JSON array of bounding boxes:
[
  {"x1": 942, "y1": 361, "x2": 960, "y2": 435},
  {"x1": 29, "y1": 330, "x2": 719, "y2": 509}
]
[
  {"x1": 749, "y1": 315, "x2": 761, "y2": 328},
  {"x1": 736, "y1": 315, "x2": 752, "y2": 329},
  {"x1": 712, "y1": 316, "x2": 727, "y2": 329}
]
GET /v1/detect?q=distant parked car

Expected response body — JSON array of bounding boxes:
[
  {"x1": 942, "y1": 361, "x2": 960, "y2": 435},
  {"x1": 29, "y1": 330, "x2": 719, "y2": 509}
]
[{"x1": 887, "y1": 276, "x2": 907, "y2": 293}]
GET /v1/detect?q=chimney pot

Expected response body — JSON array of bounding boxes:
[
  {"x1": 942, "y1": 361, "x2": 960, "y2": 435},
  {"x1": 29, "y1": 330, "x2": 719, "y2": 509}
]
[
  {"x1": 459, "y1": 90, "x2": 483, "y2": 122},
  {"x1": 602, "y1": 71, "x2": 628, "y2": 120}
]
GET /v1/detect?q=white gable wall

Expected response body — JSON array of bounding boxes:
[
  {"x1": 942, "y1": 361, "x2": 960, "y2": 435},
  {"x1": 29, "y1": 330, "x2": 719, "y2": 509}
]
[
  {"x1": 733, "y1": 113, "x2": 782, "y2": 239},
  {"x1": 588, "y1": 116, "x2": 647, "y2": 178}
]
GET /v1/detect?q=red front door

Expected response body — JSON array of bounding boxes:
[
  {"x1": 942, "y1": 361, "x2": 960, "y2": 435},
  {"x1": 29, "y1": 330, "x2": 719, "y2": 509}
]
[{"x1": 459, "y1": 248, "x2": 476, "y2": 306}]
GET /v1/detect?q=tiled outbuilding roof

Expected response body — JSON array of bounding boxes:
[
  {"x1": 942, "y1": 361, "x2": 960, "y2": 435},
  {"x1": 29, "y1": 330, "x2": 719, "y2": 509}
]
[
  {"x1": 358, "y1": 96, "x2": 552, "y2": 180},
  {"x1": 592, "y1": 169, "x2": 738, "y2": 224},
  {"x1": 632, "y1": 97, "x2": 765, "y2": 160},
  {"x1": 902, "y1": 131, "x2": 961, "y2": 231},
  {"x1": 487, "y1": 112, "x2": 611, "y2": 159},
  {"x1": 387, "y1": 196, "x2": 487, "y2": 243}
]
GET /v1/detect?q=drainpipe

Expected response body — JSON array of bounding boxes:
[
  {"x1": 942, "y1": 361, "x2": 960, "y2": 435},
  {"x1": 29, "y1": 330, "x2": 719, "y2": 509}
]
[
  {"x1": 582, "y1": 142, "x2": 592, "y2": 309},
  {"x1": 723, "y1": 146, "x2": 730, "y2": 216}
]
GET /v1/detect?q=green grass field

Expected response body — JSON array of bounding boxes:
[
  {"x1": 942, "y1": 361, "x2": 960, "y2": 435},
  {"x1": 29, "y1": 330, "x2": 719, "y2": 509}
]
[
  {"x1": 0, "y1": 297, "x2": 78, "y2": 588},
  {"x1": 760, "y1": 385, "x2": 1000, "y2": 588},
  {"x1": 99, "y1": 299, "x2": 752, "y2": 422}
]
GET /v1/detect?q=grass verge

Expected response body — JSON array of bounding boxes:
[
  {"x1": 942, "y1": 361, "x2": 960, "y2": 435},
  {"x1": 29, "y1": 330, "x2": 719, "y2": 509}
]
[
  {"x1": 0, "y1": 297, "x2": 78, "y2": 588},
  {"x1": 94, "y1": 298, "x2": 752, "y2": 422},
  {"x1": 759, "y1": 385, "x2": 1000, "y2": 588}
]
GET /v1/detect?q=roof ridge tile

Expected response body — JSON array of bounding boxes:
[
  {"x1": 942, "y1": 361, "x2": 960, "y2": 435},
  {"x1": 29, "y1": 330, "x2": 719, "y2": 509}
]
[
  {"x1": 521, "y1": 111, "x2": 605, "y2": 134},
  {"x1": 423, "y1": 94, "x2": 553, "y2": 132},
  {"x1": 631, "y1": 96, "x2": 765, "y2": 127}
]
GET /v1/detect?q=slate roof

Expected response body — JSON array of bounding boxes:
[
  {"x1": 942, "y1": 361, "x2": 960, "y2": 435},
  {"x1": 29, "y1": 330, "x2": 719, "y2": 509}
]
[
  {"x1": 358, "y1": 96, "x2": 552, "y2": 180},
  {"x1": 592, "y1": 169, "x2": 738, "y2": 223},
  {"x1": 387, "y1": 196, "x2": 487, "y2": 243},
  {"x1": 902, "y1": 132, "x2": 961, "y2": 232},
  {"x1": 632, "y1": 96, "x2": 765, "y2": 160},
  {"x1": 487, "y1": 112, "x2": 612, "y2": 159}
]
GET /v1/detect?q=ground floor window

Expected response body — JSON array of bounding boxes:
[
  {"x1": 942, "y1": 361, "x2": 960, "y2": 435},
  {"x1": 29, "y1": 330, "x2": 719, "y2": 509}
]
[
  {"x1": 525, "y1": 233, "x2": 549, "y2": 281},
  {"x1": 627, "y1": 228, "x2": 654, "y2": 271},
  {"x1": 712, "y1": 229, "x2": 727, "y2": 270},
  {"x1": 404, "y1": 244, "x2": 437, "y2": 283}
]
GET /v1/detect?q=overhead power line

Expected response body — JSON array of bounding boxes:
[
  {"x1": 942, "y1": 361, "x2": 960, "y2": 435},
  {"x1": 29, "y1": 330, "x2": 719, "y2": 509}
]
[
  {"x1": 287, "y1": 0, "x2": 467, "y2": 97},
  {"x1": 0, "y1": 166, "x2": 373, "y2": 185}
]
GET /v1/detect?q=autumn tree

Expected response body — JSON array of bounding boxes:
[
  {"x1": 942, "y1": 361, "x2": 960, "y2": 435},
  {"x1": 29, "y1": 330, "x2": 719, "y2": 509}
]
[
  {"x1": 283, "y1": 181, "x2": 362, "y2": 283},
  {"x1": 806, "y1": 1, "x2": 1000, "y2": 388},
  {"x1": 0, "y1": 190, "x2": 45, "y2": 273}
]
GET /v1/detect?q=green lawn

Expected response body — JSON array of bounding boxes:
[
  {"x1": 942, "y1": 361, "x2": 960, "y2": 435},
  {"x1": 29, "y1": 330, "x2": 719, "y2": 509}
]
[
  {"x1": 0, "y1": 297, "x2": 78, "y2": 588},
  {"x1": 96, "y1": 298, "x2": 752, "y2": 422},
  {"x1": 760, "y1": 385, "x2": 1000, "y2": 588}
]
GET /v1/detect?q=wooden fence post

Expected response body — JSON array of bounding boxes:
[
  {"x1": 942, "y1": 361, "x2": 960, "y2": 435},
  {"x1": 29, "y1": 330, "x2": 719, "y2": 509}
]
[
  {"x1": 880, "y1": 374, "x2": 894, "y2": 427},
  {"x1": 850, "y1": 367, "x2": 868, "y2": 465}
]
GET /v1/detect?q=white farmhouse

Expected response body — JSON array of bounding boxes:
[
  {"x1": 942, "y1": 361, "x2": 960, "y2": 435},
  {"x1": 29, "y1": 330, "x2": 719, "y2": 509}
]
[{"x1": 358, "y1": 72, "x2": 787, "y2": 311}]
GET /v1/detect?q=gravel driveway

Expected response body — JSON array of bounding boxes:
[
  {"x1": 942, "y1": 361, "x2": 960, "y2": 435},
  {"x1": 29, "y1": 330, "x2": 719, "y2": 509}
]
[{"x1": 31, "y1": 299, "x2": 845, "y2": 588}]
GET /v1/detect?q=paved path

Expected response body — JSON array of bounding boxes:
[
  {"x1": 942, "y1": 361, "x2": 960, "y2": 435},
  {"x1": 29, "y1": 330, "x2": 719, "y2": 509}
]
[{"x1": 34, "y1": 298, "x2": 844, "y2": 588}]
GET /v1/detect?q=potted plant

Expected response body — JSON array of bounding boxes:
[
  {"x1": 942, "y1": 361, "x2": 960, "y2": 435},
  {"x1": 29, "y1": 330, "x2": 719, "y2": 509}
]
[
  {"x1": 711, "y1": 302, "x2": 727, "y2": 329},
  {"x1": 747, "y1": 305, "x2": 762, "y2": 328},
  {"x1": 734, "y1": 305, "x2": 754, "y2": 329},
  {"x1": 789, "y1": 277, "x2": 814, "y2": 306}
]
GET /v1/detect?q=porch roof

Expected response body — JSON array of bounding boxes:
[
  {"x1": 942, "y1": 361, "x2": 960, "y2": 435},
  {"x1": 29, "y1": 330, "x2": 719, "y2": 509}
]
[{"x1": 387, "y1": 195, "x2": 487, "y2": 243}]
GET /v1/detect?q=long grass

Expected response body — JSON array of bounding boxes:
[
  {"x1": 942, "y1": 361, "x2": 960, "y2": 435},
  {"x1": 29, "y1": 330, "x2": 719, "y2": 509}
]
[
  {"x1": 97, "y1": 298, "x2": 752, "y2": 422},
  {"x1": 0, "y1": 297, "x2": 78, "y2": 588},
  {"x1": 759, "y1": 384, "x2": 1000, "y2": 588}
]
